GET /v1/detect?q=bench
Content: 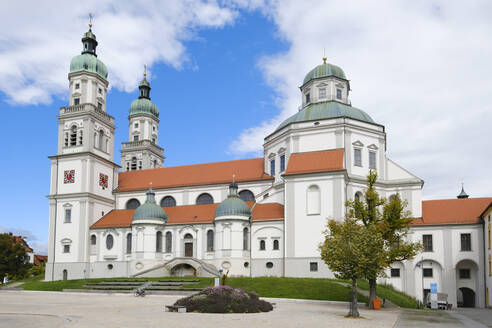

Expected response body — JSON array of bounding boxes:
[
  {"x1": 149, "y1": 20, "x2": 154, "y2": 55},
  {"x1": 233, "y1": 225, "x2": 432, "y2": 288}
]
[{"x1": 166, "y1": 305, "x2": 187, "y2": 313}]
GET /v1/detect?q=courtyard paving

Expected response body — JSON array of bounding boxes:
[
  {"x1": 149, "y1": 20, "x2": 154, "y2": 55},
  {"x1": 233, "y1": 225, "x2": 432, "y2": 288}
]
[{"x1": 0, "y1": 290, "x2": 400, "y2": 328}]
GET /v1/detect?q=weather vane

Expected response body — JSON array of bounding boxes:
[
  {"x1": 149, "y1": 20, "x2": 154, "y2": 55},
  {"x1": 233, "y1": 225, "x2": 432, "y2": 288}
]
[
  {"x1": 144, "y1": 64, "x2": 147, "y2": 77},
  {"x1": 89, "y1": 13, "x2": 93, "y2": 29}
]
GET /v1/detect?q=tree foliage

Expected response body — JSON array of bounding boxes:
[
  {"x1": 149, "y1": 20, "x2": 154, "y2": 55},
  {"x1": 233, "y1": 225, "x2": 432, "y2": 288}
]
[
  {"x1": 319, "y1": 217, "x2": 386, "y2": 317},
  {"x1": 0, "y1": 233, "x2": 32, "y2": 281}
]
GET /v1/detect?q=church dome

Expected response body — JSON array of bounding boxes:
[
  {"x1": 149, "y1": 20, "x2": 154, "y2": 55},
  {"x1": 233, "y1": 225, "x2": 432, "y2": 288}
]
[
  {"x1": 215, "y1": 182, "x2": 251, "y2": 218},
  {"x1": 303, "y1": 62, "x2": 346, "y2": 85},
  {"x1": 275, "y1": 101, "x2": 375, "y2": 132},
  {"x1": 70, "y1": 54, "x2": 108, "y2": 80},
  {"x1": 132, "y1": 188, "x2": 168, "y2": 223},
  {"x1": 129, "y1": 77, "x2": 159, "y2": 118}
]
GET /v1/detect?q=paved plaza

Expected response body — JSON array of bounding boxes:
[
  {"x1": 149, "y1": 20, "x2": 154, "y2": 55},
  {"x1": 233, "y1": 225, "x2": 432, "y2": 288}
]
[{"x1": 0, "y1": 290, "x2": 400, "y2": 328}]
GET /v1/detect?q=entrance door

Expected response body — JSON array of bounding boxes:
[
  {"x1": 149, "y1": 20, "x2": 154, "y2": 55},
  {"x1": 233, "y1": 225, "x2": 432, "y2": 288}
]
[
  {"x1": 459, "y1": 288, "x2": 476, "y2": 307},
  {"x1": 62, "y1": 270, "x2": 68, "y2": 280},
  {"x1": 185, "y1": 242, "x2": 193, "y2": 257}
]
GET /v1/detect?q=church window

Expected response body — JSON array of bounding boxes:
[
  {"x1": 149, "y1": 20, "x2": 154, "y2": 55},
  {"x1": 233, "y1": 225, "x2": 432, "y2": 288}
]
[
  {"x1": 152, "y1": 138, "x2": 156, "y2": 143},
  {"x1": 75, "y1": 83, "x2": 80, "y2": 89},
  {"x1": 126, "y1": 162, "x2": 130, "y2": 171},
  {"x1": 78, "y1": 130, "x2": 83, "y2": 145},
  {"x1": 63, "y1": 245, "x2": 70, "y2": 253},
  {"x1": 156, "y1": 231, "x2": 162, "y2": 252},
  {"x1": 389, "y1": 194, "x2": 398, "y2": 202},
  {"x1": 107, "y1": 264, "x2": 113, "y2": 270},
  {"x1": 64, "y1": 209, "x2": 71, "y2": 223},
  {"x1": 165, "y1": 232, "x2": 172, "y2": 253},
  {"x1": 423, "y1": 235, "x2": 433, "y2": 252},
  {"x1": 391, "y1": 268, "x2": 400, "y2": 277},
  {"x1": 98, "y1": 130, "x2": 104, "y2": 150},
  {"x1": 239, "y1": 190, "x2": 255, "y2": 202},
  {"x1": 266, "y1": 262, "x2": 273, "y2": 269},
  {"x1": 280, "y1": 154, "x2": 285, "y2": 172},
  {"x1": 70, "y1": 125, "x2": 77, "y2": 146},
  {"x1": 369, "y1": 151, "x2": 376, "y2": 170},
  {"x1": 459, "y1": 268, "x2": 471, "y2": 279},
  {"x1": 270, "y1": 159, "x2": 275, "y2": 176},
  {"x1": 74, "y1": 98, "x2": 80, "y2": 105},
  {"x1": 131, "y1": 157, "x2": 137, "y2": 171},
  {"x1": 134, "y1": 123, "x2": 139, "y2": 128},
  {"x1": 307, "y1": 185, "x2": 321, "y2": 215},
  {"x1": 97, "y1": 102, "x2": 102, "y2": 110},
  {"x1": 336, "y1": 89, "x2": 342, "y2": 100},
  {"x1": 354, "y1": 148, "x2": 362, "y2": 166},
  {"x1": 153, "y1": 126, "x2": 156, "y2": 131},
  {"x1": 126, "y1": 198, "x2": 140, "y2": 209},
  {"x1": 423, "y1": 268, "x2": 433, "y2": 277},
  {"x1": 206, "y1": 230, "x2": 214, "y2": 252},
  {"x1": 64, "y1": 132, "x2": 69, "y2": 147},
  {"x1": 98, "y1": 88, "x2": 102, "y2": 94},
  {"x1": 305, "y1": 93, "x2": 311, "y2": 103},
  {"x1": 126, "y1": 233, "x2": 132, "y2": 254},
  {"x1": 196, "y1": 193, "x2": 213, "y2": 205},
  {"x1": 259, "y1": 240, "x2": 266, "y2": 251},
  {"x1": 243, "y1": 228, "x2": 249, "y2": 250},
  {"x1": 319, "y1": 88, "x2": 326, "y2": 98},
  {"x1": 106, "y1": 234, "x2": 114, "y2": 250},
  {"x1": 460, "y1": 233, "x2": 472, "y2": 251},
  {"x1": 273, "y1": 239, "x2": 279, "y2": 250},
  {"x1": 153, "y1": 160, "x2": 157, "y2": 168},
  {"x1": 160, "y1": 196, "x2": 176, "y2": 207},
  {"x1": 310, "y1": 262, "x2": 318, "y2": 272},
  {"x1": 138, "y1": 161, "x2": 142, "y2": 170},
  {"x1": 134, "y1": 135, "x2": 139, "y2": 142},
  {"x1": 62, "y1": 269, "x2": 68, "y2": 280},
  {"x1": 355, "y1": 191, "x2": 363, "y2": 202},
  {"x1": 91, "y1": 235, "x2": 96, "y2": 245}
]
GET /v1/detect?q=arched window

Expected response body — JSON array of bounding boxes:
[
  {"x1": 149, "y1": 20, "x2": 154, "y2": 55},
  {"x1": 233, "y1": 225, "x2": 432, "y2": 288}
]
[
  {"x1": 106, "y1": 234, "x2": 114, "y2": 250},
  {"x1": 307, "y1": 185, "x2": 320, "y2": 215},
  {"x1": 94, "y1": 132, "x2": 97, "y2": 148},
  {"x1": 273, "y1": 239, "x2": 279, "y2": 250},
  {"x1": 98, "y1": 130, "x2": 104, "y2": 150},
  {"x1": 389, "y1": 194, "x2": 398, "y2": 202},
  {"x1": 90, "y1": 235, "x2": 96, "y2": 245},
  {"x1": 355, "y1": 191, "x2": 363, "y2": 202},
  {"x1": 78, "y1": 130, "x2": 83, "y2": 145},
  {"x1": 156, "y1": 231, "x2": 162, "y2": 252},
  {"x1": 131, "y1": 157, "x2": 137, "y2": 171},
  {"x1": 239, "y1": 190, "x2": 255, "y2": 202},
  {"x1": 184, "y1": 233, "x2": 193, "y2": 239},
  {"x1": 259, "y1": 240, "x2": 266, "y2": 251},
  {"x1": 243, "y1": 227, "x2": 249, "y2": 250},
  {"x1": 160, "y1": 196, "x2": 176, "y2": 207},
  {"x1": 63, "y1": 269, "x2": 68, "y2": 280},
  {"x1": 206, "y1": 230, "x2": 214, "y2": 252},
  {"x1": 70, "y1": 125, "x2": 77, "y2": 146},
  {"x1": 126, "y1": 233, "x2": 132, "y2": 254},
  {"x1": 196, "y1": 193, "x2": 213, "y2": 205},
  {"x1": 126, "y1": 198, "x2": 140, "y2": 209},
  {"x1": 165, "y1": 231, "x2": 172, "y2": 253}
]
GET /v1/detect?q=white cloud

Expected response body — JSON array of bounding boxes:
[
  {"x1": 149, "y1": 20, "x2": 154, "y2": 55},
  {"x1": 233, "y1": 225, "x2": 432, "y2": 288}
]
[
  {"x1": 0, "y1": 226, "x2": 48, "y2": 255},
  {"x1": 0, "y1": 0, "x2": 238, "y2": 105},
  {"x1": 230, "y1": 0, "x2": 492, "y2": 199}
]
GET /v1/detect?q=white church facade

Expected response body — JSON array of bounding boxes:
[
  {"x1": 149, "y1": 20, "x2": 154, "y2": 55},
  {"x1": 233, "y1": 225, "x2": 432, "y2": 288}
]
[{"x1": 45, "y1": 26, "x2": 492, "y2": 308}]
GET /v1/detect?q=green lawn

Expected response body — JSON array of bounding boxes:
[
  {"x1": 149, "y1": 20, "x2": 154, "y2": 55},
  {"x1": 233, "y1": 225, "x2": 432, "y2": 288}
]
[{"x1": 354, "y1": 280, "x2": 418, "y2": 309}]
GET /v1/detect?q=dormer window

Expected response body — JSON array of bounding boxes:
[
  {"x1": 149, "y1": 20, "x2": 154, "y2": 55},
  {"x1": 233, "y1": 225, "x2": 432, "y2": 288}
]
[
  {"x1": 305, "y1": 93, "x2": 311, "y2": 103},
  {"x1": 319, "y1": 88, "x2": 326, "y2": 98},
  {"x1": 336, "y1": 89, "x2": 342, "y2": 100}
]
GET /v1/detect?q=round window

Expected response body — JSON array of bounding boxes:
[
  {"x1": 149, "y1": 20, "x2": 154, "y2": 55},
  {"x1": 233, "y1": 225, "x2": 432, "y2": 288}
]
[
  {"x1": 266, "y1": 262, "x2": 273, "y2": 269},
  {"x1": 244, "y1": 262, "x2": 249, "y2": 268},
  {"x1": 106, "y1": 234, "x2": 114, "y2": 250},
  {"x1": 107, "y1": 264, "x2": 113, "y2": 270}
]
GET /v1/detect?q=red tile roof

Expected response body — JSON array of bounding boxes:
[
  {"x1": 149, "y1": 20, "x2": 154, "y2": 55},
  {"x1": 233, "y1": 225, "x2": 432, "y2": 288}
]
[
  {"x1": 283, "y1": 149, "x2": 344, "y2": 176},
  {"x1": 117, "y1": 158, "x2": 273, "y2": 192},
  {"x1": 90, "y1": 202, "x2": 284, "y2": 229},
  {"x1": 33, "y1": 254, "x2": 48, "y2": 266},
  {"x1": 411, "y1": 197, "x2": 492, "y2": 226},
  {"x1": 9, "y1": 235, "x2": 33, "y2": 253}
]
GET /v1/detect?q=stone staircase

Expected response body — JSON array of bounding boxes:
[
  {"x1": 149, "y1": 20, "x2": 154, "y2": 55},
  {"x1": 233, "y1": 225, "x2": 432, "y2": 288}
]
[{"x1": 81, "y1": 279, "x2": 202, "y2": 294}]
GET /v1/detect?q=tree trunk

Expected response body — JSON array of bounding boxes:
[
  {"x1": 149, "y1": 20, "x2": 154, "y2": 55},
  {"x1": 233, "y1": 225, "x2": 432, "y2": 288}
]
[
  {"x1": 368, "y1": 278, "x2": 377, "y2": 309},
  {"x1": 348, "y1": 278, "x2": 360, "y2": 317}
]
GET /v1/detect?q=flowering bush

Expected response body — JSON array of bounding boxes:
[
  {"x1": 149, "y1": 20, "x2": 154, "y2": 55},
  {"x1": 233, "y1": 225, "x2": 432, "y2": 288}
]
[{"x1": 174, "y1": 285, "x2": 273, "y2": 313}]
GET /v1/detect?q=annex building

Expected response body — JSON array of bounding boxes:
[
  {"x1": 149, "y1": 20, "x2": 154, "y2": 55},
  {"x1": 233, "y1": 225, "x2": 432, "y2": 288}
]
[{"x1": 46, "y1": 26, "x2": 492, "y2": 308}]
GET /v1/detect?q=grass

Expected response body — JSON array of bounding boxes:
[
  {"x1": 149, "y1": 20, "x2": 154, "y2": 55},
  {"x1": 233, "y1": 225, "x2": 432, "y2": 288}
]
[{"x1": 353, "y1": 280, "x2": 418, "y2": 309}]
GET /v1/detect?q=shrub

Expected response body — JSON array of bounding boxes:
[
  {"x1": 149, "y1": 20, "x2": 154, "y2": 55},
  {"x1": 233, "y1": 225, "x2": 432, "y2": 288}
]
[{"x1": 174, "y1": 285, "x2": 273, "y2": 313}]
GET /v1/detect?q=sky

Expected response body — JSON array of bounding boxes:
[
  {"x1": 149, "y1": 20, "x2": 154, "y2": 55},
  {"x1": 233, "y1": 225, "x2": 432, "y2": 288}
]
[{"x1": 1, "y1": 0, "x2": 491, "y2": 255}]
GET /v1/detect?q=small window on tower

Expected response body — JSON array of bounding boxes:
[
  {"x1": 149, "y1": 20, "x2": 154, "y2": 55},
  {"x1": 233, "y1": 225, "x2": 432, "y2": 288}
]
[
  {"x1": 305, "y1": 93, "x2": 311, "y2": 103},
  {"x1": 78, "y1": 130, "x2": 83, "y2": 145},
  {"x1": 74, "y1": 98, "x2": 80, "y2": 105},
  {"x1": 134, "y1": 123, "x2": 139, "y2": 128},
  {"x1": 131, "y1": 157, "x2": 137, "y2": 171},
  {"x1": 75, "y1": 83, "x2": 80, "y2": 89},
  {"x1": 152, "y1": 138, "x2": 156, "y2": 143},
  {"x1": 64, "y1": 133, "x2": 69, "y2": 147},
  {"x1": 134, "y1": 135, "x2": 139, "y2": 142},
  {"x1": 64, "y1": 209, "x2": 71, "y2": 223},
  {"x1": 354, "y1": 148, "x2": 362, "y2": 167},
  {"x1": 138, "y1": 161, "x2": 142, "y2": 170},
  {"x1": 97, "y1": 102, "x2": 102, "y2": 110},
  {"x1": 319, "y1": 88, "x2": 326, "y2": 98},
  {"x1": 63, "y1": 245, "x2": 70, "y2": 253},
  {"x1": 70, "y1": 126, "x2": 77, "y2": 146},
  {"x1": 336, "y1": 89, "x2": 342, "y2": 100},
  {"x1": 98, "y1": 88, "x2": 102, "y2": 94},
  {"x1": 153, "y1": 126, "x2": 156, "y2": 131}
]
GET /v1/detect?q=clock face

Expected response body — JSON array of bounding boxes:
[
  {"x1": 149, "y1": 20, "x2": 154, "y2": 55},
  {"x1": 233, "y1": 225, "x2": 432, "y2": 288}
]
[
  {"x1": 99, "y1": 173, "x2": 108, "y2": 189},
  {"x1": 64, "y1": 170, "x2": 75, "y2": 184}
]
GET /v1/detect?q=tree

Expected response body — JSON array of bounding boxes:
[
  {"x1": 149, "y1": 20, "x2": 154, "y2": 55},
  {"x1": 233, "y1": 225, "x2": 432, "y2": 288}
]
[
  {"x1": 0, "y1": 233, "x2": 32, "y2": 281},
  {"x1": 347, "y1": 170, "x2": 422, "y2": 309},
  {"x1": 319, "y1": 217, "x2": 385, "y2": 317}
]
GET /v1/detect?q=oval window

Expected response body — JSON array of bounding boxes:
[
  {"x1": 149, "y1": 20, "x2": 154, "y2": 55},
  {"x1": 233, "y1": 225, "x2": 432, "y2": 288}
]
[
  {"x1": 266, "y1": 262, "x2": 273, "y2": 269},
  {"x1": 106, "y1": 234, "x2": 114, "y2": 250}
]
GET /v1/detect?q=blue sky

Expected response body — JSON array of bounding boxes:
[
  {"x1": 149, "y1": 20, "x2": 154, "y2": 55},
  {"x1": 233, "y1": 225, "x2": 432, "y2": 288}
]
[{"x1": 1, "y1": 1, "x2": 492, "y2": 254}]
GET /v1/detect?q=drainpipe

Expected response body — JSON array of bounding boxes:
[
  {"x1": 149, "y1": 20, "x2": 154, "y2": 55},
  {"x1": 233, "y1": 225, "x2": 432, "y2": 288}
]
[{"x1": 250, "y1": 201, "x2": 257, "y2": 278}]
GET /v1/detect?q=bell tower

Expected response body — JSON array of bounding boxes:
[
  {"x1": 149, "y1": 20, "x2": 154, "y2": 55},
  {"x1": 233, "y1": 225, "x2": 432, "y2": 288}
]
[{"x1": 46, "y1": 19, "x2": 119, "y2": 281}]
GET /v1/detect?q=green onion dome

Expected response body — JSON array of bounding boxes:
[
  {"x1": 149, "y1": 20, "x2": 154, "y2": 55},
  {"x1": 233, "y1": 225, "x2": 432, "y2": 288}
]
[
  {"x1": 276, "y1": 101, "x2": 375, "y2": 132},
  {"x1": 215, "y1": 182, "x2": 251, "y2": 218},
  {"x1": 129, "y1": 77, "x2": 159, "y2": 118},
  {"x1": 303, "y1": 62, "x2": 346, "y2": 85},
  {"x1": 132, "y1": 188, "x2": 168, "y2": 223},
  {"x1": 69, "y1": 27, "x2": 108, "y2": 80}
]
